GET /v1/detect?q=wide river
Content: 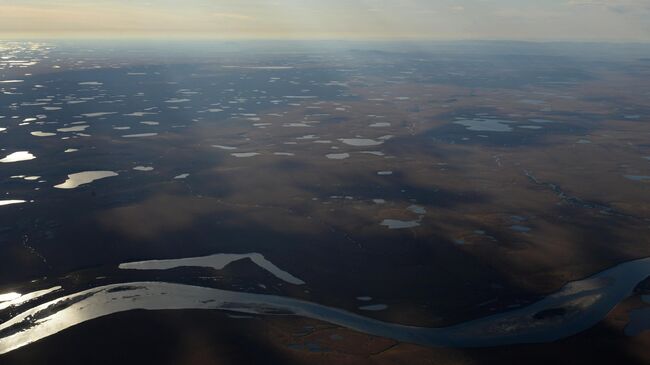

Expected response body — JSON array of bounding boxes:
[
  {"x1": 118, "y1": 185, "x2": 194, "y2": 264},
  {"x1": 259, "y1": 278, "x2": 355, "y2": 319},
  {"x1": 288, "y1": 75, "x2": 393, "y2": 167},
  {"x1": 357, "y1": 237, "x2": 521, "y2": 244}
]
[{"x1": 2, "y1": 254, "x2": 650, "y2": 355}]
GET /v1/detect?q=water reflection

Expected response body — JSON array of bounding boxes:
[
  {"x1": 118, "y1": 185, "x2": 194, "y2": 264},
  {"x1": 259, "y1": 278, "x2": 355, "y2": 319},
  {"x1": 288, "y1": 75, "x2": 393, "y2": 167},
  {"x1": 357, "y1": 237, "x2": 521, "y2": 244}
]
[
  {"x1": 53, "y1": 171, "x2": 118, "y2": 189},
  {"x1": 231, "y1": 152, "x2": 260, "y2": 158},
  {"x1": 0, "y1": 200, "x2": 26, "y2": 207},
  {"x1": 0, "y1": 151, "x2": 36, "y2": 163},
  {"x1": 122, "y1": 133, "x2": 158, "y2": 138},
  {"x1": 453, "y1": 118, "x2": 515, "y2": 132},
  {"x1": 57, "y1": 125, "x2": 89, "y2": 132},
  {"x1": 326, "y1": 153, "x2": 350, "y2": 160},
  {"x1": 0, "y1": 293, "x2": 21, "y2": 303},
  {"x1": 0, "y1": 286, "x2": 61, "y2": 311},
  {"x1": 30, "y1": 131, "x2": 56, "y2": 137},
  {"x1": 339, "y1": 138, "x2": 384, "y2": 147},
  {"x1": 119, "y1": 252, "x2": 305, "y2": 285},
  {"x1": 2, "y1": 256, "x2": 650, "y2": 354}
]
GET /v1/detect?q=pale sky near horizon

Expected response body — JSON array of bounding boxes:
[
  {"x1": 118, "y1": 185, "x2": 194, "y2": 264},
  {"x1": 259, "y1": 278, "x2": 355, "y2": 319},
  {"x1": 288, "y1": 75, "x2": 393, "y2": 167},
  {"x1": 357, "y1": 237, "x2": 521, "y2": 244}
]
[{"x1": 0, "y1": 0, "x2": 649, "y2": 41}]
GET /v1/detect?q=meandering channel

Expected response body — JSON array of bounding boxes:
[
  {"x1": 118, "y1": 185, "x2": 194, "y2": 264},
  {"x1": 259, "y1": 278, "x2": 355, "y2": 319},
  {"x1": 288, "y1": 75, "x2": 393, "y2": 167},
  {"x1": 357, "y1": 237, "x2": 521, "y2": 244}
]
[{"x1": 2, "y1": 255, "x2": 650, "y2": 355}]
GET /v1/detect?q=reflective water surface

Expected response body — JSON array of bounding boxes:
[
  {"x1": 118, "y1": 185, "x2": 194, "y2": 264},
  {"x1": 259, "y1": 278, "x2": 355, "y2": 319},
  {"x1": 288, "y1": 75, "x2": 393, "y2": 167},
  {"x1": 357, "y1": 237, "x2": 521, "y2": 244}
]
[
  {"x1": 53, "y1": 171, "x2": 119, "y2": 189},
  {"x1": 2, "y1": 256, "x2": 650, "y2": 354}
]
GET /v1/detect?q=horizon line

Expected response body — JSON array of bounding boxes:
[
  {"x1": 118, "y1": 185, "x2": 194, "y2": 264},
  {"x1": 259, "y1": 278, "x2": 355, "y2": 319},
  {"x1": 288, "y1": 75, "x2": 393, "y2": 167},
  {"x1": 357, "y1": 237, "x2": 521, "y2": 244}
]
[{"x1": 1, "y1": 34, "x2": 649, "y2": 45}]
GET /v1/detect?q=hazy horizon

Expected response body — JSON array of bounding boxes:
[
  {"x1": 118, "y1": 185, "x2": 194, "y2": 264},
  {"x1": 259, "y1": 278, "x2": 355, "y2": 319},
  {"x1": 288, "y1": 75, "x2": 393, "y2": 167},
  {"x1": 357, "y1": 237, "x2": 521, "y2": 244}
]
[{"x1": 1, "y1": 0, "x2": 649, "y2": 42}]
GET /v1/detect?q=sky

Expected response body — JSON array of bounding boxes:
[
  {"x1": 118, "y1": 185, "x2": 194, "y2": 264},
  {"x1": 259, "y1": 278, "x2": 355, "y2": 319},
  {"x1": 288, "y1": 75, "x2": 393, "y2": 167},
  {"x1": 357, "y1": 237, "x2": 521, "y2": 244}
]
[{"x1": 0, "y1": 0, "x2": 649, "y2": 41}]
